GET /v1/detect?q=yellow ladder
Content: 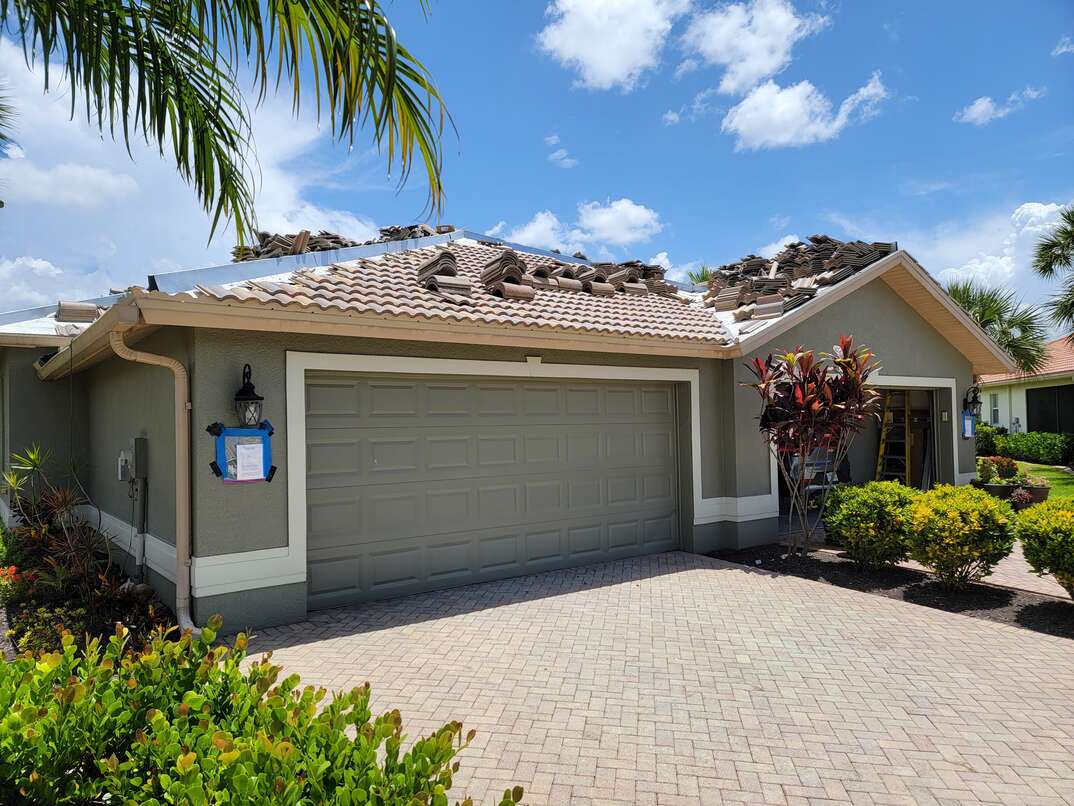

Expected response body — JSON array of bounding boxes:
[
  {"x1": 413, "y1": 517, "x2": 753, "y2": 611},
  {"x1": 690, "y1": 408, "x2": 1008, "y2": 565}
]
[{"x1": 875, "y1": 390, "x2": 911, "y2": 484}]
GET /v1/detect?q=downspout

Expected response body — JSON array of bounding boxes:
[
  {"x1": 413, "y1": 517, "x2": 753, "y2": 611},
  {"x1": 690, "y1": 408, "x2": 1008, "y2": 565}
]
[{"x1": 108, "y1": 331, "x2": 197, "y2": 633}]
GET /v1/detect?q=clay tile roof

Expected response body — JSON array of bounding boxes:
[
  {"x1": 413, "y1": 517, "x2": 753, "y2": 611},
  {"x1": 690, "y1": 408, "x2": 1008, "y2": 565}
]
[
  {"x1": 190, "y1": 239, "x2": 734, "y2": 346},
  {"x1": 979, "y1": 337, "x2": 1074, "y2": 384},
  {"x1": 703, "y1": 234, "x2": 898, "y2": 335}
]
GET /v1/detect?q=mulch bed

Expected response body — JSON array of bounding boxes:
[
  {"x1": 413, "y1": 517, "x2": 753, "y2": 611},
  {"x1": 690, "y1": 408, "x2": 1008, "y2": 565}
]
[{"x1": 711, "y1": 543, "x2": 1074, "y2": 640}]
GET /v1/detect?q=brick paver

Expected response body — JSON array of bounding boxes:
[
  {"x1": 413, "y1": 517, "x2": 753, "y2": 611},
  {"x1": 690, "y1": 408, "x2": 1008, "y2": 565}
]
[
  {"x1": 250, "y1": 552, "x2": 1074, "y2": 805},
  {"x1": 899, "y1": 540, "x2": 1069, "y2": 599}
]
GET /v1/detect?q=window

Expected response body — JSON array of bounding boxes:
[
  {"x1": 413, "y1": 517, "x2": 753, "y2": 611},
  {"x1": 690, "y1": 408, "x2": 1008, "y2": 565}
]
[{"x1": 989, "y1": 393, "x2": 1000, "y2": 425}]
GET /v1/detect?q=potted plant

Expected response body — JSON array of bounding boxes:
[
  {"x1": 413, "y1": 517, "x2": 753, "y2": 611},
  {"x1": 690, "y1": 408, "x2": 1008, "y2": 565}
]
[{"x1": 972, "y1": 457, "x2": 1050, "y2": 508}]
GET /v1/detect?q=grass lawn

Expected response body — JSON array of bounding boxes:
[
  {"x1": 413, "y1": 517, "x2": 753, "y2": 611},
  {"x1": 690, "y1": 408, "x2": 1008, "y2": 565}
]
[{"x1": 1018, "y1": 462, "x2": 1074, "y2": 499}]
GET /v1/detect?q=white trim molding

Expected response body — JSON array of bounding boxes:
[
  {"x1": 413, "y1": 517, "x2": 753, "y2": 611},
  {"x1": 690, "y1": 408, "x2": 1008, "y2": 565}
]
[{"x1": 871, "y1": 372, "x2": 971, "y2": 485}]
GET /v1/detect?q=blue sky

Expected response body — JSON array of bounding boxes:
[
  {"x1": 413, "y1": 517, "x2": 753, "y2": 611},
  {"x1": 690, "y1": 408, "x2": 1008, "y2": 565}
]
[{"x1": 1, "y1": 0, "x2": 1072, "y2": 313}]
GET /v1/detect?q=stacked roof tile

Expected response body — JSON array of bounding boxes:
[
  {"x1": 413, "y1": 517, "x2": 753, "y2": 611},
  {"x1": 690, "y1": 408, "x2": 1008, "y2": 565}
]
[
  {"x1": 704, "y1": 235, "x2": 897, "y2": 324},
  {"x1": 190, "y1": 239, "x2": 735, "y2": 345}
]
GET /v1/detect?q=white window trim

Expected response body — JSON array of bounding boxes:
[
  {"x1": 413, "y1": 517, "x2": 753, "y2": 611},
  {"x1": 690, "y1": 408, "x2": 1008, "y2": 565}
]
[{"x1": 871, "y1": 372, "x2": 972, "y2": 484}]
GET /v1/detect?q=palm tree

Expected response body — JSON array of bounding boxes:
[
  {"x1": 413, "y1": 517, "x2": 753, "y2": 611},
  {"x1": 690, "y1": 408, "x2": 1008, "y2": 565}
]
[
  {"x1": 687, "y1": 264, "x2": 713, "y2": 286},
  {"x1": 945, "y1": 279, "x2": 1049, "y2": 373},
  {"x1": 0, "y1": 0, "x2": 447, "y2": 241},
  {"x1": 1033, "y1": 205, "x2": 1074, "y2": 341}
]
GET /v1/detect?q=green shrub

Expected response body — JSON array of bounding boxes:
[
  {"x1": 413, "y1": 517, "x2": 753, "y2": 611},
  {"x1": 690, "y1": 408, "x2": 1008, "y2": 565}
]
[
  {"x1": 975, "y1": 423, "x2": 998, "y2": 456},
  {"x1": 1016, "y1": 498, "x2": 1074, "y2": 597},
  {"x1": 822, "y1": 482, "x2": 919, "y2": 569},
  {"x1": 996, "y1": 431, "x2": 1074, "y2": 465},
  {"x1": 9, "y1": 604, "x2": 89, "y2": 654},
  {"x1": 908, "y1": 485, "x2": 1015, "y2": 587},
  {"x1": 0, "y1": 617, "x2": 522, "y2": 805},
  {"x1": 976, "y1": 457, "x2": 996, "y2": 483},
  {"x1": 820, "y1": 484, "x2": 857, "y2": 545},
  {"x1": 987, "y1": 455, "x2": 1018, "y2": 479}
]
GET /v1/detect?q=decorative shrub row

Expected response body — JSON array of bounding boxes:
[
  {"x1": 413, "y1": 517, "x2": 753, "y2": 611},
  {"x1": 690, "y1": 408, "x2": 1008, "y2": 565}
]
[
  {"x1": 824, "y1": 482, "x2": 1016, "y2": 586},
  {"x1": 975, "y1": 423, "x2": 1002, "y2": 457},
  {"x1": 0, "y1": 618, "x2": 523, "y2": 806},
  {"x1": 995, "y1": 431, "x2": 1074, "y2": 466}
]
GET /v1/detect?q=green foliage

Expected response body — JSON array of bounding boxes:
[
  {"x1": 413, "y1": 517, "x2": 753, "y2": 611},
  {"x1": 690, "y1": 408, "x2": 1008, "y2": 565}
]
[
  {"x1": 1017, "y1": 498, "x2": 1074, "y2": 596},
  {"x1": 820, "y1": 484, "x2": 857, "y2": 545},
  {"x1": 977, "y1": 456, "x2": 997, "y2": 483},
  {"x1": 0, "y1": 618, "x2": 520, "y2": 805},
  {"x1": 995, "y1": 431, "x2": 1074, "y2": 465},
  {"x1": 944, "y1": 279, "x2": 1048, "y2": 372},
  {"x1": 908, "y1": 485, "x2": 1015, "y2": 587},
  {"x1": 687, "y1": 264, "x2": 713, "y2": 286},
  {"x1": 0, "y1": 0, "x2": 448, "y2": 242},
  {"x1": 1, "y1": 446, "x2": 170, "y2": 651},
  {"x1": 987, "y1": 455, "x2": 1018, "y2": 479},
  {"x1": 9, "y1": 604, "x2": 88, "y2": 654},
  {"x1": 975, "y1": 423, "x2": 998, "y2": 456},
  {"x1": 822, "y1": 482, "x2": 920, "y2": 569},
  {"x1": 1033, "y1": 205, "x2": 1074, "y2": 340}
]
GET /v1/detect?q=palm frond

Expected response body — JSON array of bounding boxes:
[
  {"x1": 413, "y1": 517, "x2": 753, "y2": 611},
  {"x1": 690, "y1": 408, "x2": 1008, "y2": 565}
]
[
  {"x1": 1033, "y1": 206, "x2": 1074, "y2": 278},
  {"x1": 944, "y1": 278, "x2": 1049, "y2": 373},
  {"x1": 687, "y1": 264, "x2": 712, "y2": 286},
  {"x1": 0, "y1": 0, "x2": 449, "y2": 240}
]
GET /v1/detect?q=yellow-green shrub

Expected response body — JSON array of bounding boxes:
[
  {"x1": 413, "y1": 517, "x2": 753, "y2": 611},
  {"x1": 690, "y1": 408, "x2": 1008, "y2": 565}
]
[
  {"x1": 1016, "y1": 498, "x2": 1074, "y2": 597},
  {"x1": 822, "y1": 482, "x2": 920, "y2": 569},
  {"x1": 908, "y1": 484, "x2": 1015, "y2": 587}
]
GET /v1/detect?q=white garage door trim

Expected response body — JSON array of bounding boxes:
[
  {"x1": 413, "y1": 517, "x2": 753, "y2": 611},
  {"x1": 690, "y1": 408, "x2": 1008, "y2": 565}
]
[{"x1": 263, "y1": 352, "x2": 779, "y2": 594}]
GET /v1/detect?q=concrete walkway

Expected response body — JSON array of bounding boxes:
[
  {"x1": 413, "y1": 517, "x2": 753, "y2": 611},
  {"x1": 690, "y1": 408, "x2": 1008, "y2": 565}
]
[{"x1": 251, "y1": 552, "x2": 1074, "y2": 805}]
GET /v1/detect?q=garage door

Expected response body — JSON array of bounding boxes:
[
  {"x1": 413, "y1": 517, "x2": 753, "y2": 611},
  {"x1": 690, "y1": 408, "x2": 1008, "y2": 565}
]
[{"x1": 304, "y1": 372, "x2": 680, "y2": 609}]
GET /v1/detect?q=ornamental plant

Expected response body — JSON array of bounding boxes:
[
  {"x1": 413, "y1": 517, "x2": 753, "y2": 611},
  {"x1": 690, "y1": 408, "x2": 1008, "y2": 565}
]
[
  {"x1": 0, "y1": 617, "x2": 523, "y2": 805},
  {"x1": 744, "y1": 335, "x2": 881, "y2": 552},
  {"x1": 823, "y1": 482, "x2": 920, "y2": 569},
  {"x1": 976, "y1": 457, "x2": 997, "y2": 484},
  {"x1": 907, "y1": 485, "x2": 1015, "y2": 587},
  {"x1": 986, "y1": 455, "x2": 1018, "y2": 479},
  {"x1": 1016, "y1": 498, "x2": 1074, "y2": 597}
]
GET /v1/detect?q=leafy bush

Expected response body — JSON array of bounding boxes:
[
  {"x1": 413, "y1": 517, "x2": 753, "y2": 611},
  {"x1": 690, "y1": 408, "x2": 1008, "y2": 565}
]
[
  {"x1": 1009, "y1": 488, "x2": 1035, "y2": 508},
  {"x1": 975, "y1": 423, "x2": 998, "y2": 456},
  {"x1": 0, "y1": 618, "x2": 522, "y2": 805},
  {"x1": 1016, "y1": 499, "x2": 1074, "y2": 597},
  {"x1": 995, "y1": 431, "x2": 1074, "y2": 465},
  {"x1": 822, "y1": 482, "x2": 919, "y2": 569},
  {"x1": 986, "y1": 455, "x2": 1018, "y2": 479},
  {"x1": 1, "y1": 445, "x2": 171, "y2": 652},
  {"x1": 976, "y1": 457, "x2": 997, "y2": 483},
  {"x1": 908, "y1": 485, "x2": 1015, "y2": 587},
  {"x1": 820, "y1": 484, "x2": 857, "y2": 545}
]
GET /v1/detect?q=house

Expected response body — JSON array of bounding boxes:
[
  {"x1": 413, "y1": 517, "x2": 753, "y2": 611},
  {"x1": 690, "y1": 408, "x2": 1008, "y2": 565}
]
[
  {"x1": 978, "y1": 337, "x2": 1074, "y2": 434},
  {"x1": 0, "y1": 228, "x2": 1015, "y2": 629}
]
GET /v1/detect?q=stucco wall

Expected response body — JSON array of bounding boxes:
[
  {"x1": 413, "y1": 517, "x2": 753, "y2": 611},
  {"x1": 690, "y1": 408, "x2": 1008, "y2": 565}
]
[
  {"x1": 189, "y1": 328, "x2": 733, "y2": 557},
  {"x1": 83, "y1": 329, "x2": 191, "y2": 545},
  {"x1": 981, "y1": 377, "x2": 1074, "y2": 433},
  {"x1": 0, "y1": 347, "x2": 88, "y2": 482},
  {"x1": 733, "y1": 277, "x2": 977, "y2": 496}
]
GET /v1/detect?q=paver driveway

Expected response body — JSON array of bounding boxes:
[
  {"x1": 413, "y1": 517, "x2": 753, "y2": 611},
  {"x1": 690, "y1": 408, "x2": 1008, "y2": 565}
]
[{"x1": 250, "y1": 552, "x2": 1074, "y2": 805}]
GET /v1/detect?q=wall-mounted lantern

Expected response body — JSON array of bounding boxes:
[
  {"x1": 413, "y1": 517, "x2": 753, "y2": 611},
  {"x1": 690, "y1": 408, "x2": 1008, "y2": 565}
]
[
  {"x1": 233, "y1": 364, "x2": 264, "y2": 427},
  {"x1": 962, "y1": 385, "x2": 982, "y2": 419}
]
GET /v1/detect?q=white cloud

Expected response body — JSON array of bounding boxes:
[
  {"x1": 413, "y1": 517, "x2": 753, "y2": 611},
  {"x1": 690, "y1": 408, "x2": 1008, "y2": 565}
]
[
  {"x1": 577, "y1": 198, "x2": 663, "y2": 245},
  {"x1": 485, "y1": 220, "x2": 507, "y2": 237},
  {"x1": 682, "y1": 0, "x2": 829, "y2": 95},
  {"x1": 0, "y1": 38, "x2": 378, "y2": 309},
  {"x1": 544, "y1": 133, "x2": 561, "y2": 146},
  {"x1": 662, "y1": 110, "x2": 682, "y2": 126},
  {"x1": 0, "y1": 160, "x2": 138, "y2": 208},
  {"x1": 648, "y1": 250, "x2": 701, "y2": 283},
  {"x1": 500, "y1": 198, "x2": 663, "y2": 254},
  {"x1": 769, "y1": 213, "x2": 790, "y2": 231},
  {"x1": 537, "y1": 0, "x2": 690, "y2": 92},
  {"x1": 674, "y1": 58, "x2": 700, "y2": 79},
  {"x1": 721, "y1": 72, "x2": 888, "y2": 150},
  {"x1": 547, "y1": 147, "x2": 579, "y2": 169},
  {"x1": 663, "y1": 87, "x2": 723, "y2": 125},
  {"x1": 953, "y1": 86, "x2": 1046, "y2": 126},
  {"x1": 900, "y1": 178, "x2": 956, "y2": 197},
  {"x1": 826, "y1": 201, "x2": 1070, "y2": 309},
  {"x1": 758, "y1": 233, "x2": 800, "y2": 258},
  {"x1": 0, "y1": 255, "x2": 117, "y2": 310},
  {"x1": 1052, "y1": 35, "x2": 1074, "y2": 56}
]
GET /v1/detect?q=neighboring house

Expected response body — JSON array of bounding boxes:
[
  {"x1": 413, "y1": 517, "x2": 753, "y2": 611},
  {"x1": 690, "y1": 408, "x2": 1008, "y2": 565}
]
[
  {"x1": 0, "y1": 229, "x2": 1014, "y2": 628},
  {"x1": 978, "y1": 337, "x2": 1074, "y2": 434}
]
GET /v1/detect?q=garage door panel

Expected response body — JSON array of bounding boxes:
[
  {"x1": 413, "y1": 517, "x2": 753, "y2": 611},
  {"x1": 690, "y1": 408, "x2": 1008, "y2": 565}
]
[{"x1": 305, "y1": 372, "x2": 680, "y2": 608}]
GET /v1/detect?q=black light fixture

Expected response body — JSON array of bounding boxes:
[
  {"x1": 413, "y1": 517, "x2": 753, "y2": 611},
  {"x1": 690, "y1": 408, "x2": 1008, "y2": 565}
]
[
  {"x1": 963, "y1": 384, "x2": 982, "y2": 418},
  {"x1": 234, "y1": 363, "x2": 264, "y2": 427}
]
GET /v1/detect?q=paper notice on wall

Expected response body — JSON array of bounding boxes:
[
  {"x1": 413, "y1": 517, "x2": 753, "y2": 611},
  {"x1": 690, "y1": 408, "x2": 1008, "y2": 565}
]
[{"x1": 235, "y1": 443, "x2": 263, "y2": 481}]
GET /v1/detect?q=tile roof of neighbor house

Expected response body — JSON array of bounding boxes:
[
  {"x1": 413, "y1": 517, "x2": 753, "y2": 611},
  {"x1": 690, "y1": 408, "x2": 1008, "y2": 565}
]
[
  {"x1": 979, "y1": 336, "x2": 1074, "y2": 385},
  {"x1": 174, "y1": 238, "x2": 737, "y2": 345}
]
